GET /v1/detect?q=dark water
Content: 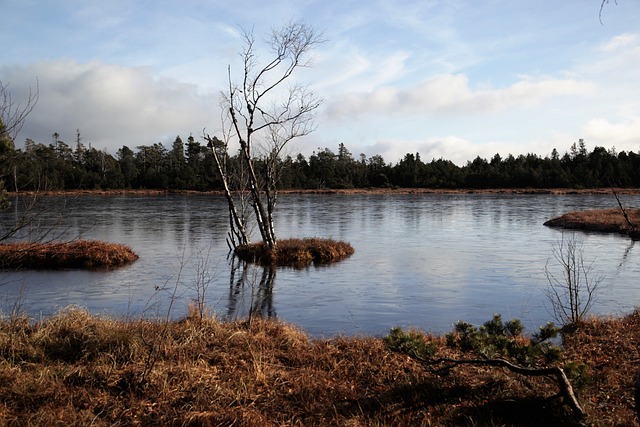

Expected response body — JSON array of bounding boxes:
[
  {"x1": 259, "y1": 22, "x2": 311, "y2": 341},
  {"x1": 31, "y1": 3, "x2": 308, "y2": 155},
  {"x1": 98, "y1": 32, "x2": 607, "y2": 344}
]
[{"x1": 1, "y1": 193, "x2": 639, "y2": 337}]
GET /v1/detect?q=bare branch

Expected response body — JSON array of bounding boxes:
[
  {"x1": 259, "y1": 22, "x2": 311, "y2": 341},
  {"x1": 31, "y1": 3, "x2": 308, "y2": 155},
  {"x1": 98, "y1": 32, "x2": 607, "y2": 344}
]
[
  {"x1": 544, "y1": 233, "x2": 604, "y2": 325},
  {"x1": 599, "y1": 0, "x2": 618, "y2": 24},
  {"x1": 0, "y1": 79, "x2": 39, "y2": 141}
]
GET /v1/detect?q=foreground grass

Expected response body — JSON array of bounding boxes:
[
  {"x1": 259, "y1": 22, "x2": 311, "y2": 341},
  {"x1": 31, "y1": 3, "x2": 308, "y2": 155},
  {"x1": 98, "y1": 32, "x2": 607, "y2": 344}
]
[
  {"x1": 0, "y1": 240, "x2": 139, "y2": 270},
  {"x1": 234, "y1": 238, "x2": 355, "y2": 267},
  {"x1": 0, "y1": 307, "x2": 638, "y2": 426}
]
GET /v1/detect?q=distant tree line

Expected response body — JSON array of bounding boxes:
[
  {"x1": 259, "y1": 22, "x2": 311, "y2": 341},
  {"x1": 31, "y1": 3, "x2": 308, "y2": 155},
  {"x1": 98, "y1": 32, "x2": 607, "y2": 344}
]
[{"x1": 1, "y1": 133, "x2": 639, "y2": 192}]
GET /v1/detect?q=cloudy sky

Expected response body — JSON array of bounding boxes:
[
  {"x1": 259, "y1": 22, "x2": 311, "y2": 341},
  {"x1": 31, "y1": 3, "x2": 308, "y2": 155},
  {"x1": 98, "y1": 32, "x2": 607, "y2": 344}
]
[{"x1": 2, "y1": 0, "x2": 639, "y2": 165}]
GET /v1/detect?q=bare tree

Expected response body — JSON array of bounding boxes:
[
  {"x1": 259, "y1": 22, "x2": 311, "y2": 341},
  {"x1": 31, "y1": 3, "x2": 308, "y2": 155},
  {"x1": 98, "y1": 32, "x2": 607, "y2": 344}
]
[
  {"x1": 544, "y1": 233, "x2": 604, "y2": 325},
  {"x1": 204, "y1": 20, "x2": 324, "y2": 251},
  {"x1": 0, "y1": 79, "x2": 39, "y2": 143},
  {"x1": 1, "y1": 79, "x2": 39, "y2": 213},
  {"x1": 0, "y1": 80, "x2": 74, "y2": 249}
]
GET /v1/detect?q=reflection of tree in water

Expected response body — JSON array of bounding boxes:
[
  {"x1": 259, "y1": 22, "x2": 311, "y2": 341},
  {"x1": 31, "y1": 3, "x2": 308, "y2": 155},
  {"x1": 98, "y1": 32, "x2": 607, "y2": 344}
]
[
  {"x1": 618, "y1": 239, "x2": 635, "y2": 270},
  {"x1": 226, "y1": 258, "x2": 276, "y2": 320}
]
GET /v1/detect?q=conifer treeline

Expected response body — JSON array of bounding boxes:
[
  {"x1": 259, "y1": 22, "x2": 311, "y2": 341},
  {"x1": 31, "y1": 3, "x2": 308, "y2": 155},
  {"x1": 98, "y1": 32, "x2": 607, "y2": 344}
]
[{"x1": 2, "y1": 134, "x2": 640, "y2": 192}]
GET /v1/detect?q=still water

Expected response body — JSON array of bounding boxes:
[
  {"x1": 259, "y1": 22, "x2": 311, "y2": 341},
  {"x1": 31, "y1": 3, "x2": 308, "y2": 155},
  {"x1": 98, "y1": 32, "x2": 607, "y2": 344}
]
[{"x1": 1, "y1": 193, "x2": 639, "y2": 337}]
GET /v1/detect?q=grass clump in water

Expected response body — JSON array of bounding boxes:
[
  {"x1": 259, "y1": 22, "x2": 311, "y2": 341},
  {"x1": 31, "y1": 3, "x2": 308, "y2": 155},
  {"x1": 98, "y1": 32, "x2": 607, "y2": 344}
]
[
  {"x1": 0, "y1": 240, "x2": 139, "y2": 270},
  {"x1": 234, "y1": 237, "x2": 354, "y2": 267},
  {"x1": 544, "y1": 208, "x2": 640, "y2": 237}
]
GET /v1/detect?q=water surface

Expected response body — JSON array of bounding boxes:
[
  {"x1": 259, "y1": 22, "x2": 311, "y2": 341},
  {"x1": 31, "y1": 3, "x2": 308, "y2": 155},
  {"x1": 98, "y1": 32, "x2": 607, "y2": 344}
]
[{"x1": 1, "y1": 193, "x2": 638, "y2": 337}]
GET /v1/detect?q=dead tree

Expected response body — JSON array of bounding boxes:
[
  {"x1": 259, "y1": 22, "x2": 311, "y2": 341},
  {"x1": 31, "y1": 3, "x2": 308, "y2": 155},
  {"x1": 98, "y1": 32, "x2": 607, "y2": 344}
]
[
  {"x1": 205, "y1": 20, "x2": 323, "y2": 251},
  {"x1": 544, "y1": 233, "x2": 604, "y2": 325},
  {"x1": 1, "y1": 79, "x2": 38, "y2": 213}
]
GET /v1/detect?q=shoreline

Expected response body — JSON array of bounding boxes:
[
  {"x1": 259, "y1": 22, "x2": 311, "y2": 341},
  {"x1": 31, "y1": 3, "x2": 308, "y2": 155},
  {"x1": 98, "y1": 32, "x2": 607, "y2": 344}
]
[{"x1": 7, "y1": 186, "x2": 640, "y2": 197}]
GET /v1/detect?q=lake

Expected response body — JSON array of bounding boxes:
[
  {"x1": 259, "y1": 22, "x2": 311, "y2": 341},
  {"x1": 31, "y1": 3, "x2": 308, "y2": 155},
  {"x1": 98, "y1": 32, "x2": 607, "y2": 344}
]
[{"x1": 1, "y1": 192, "x2": 639, "y2": 337}]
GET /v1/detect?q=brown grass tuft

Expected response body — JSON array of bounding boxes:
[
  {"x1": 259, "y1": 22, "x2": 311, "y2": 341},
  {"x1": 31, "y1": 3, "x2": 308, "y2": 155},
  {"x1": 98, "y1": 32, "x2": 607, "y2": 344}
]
[
  {"x1": 234, "y1": 237, "x2": 354, "y2": 267},
  {"x1": 544, "y1": 208, "x2": 640, "y2": 237},
  {"x1": 0, "y1": 240, "x2": 139, "y2": 270}
]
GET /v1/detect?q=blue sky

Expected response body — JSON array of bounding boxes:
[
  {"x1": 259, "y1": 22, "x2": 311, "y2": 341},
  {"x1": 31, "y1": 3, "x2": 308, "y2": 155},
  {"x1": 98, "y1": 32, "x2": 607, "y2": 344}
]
[{"x1": 1, "y1": 0, "x2": 639, "y2": 165}]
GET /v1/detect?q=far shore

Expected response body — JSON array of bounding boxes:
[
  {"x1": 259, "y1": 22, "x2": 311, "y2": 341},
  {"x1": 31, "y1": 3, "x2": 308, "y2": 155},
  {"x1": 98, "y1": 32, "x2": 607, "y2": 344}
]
[{"x1": 6, "y1": 187, "x2": 640, "y2": 197}]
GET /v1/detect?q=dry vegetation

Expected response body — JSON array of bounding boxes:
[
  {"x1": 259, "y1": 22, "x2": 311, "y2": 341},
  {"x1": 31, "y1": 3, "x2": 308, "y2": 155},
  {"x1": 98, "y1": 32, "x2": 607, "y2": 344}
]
[
  {"x1": 544, "y1": 208, "x2": 640, "y2": 238},
  {"x1": 234, "y1": 238, "x2": 355, "y2": 267},
  {"x1": 0, "y1": 307, "x2": 638, "y2": 426},
  {"x1": 0, "y1": 240, "x2": 139, "y2": 270}
]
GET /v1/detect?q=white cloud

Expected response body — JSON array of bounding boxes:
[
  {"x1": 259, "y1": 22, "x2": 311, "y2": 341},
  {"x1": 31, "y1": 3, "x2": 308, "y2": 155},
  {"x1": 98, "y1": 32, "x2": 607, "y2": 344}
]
[
  {"x1": 1, "y1": 60, "x2": 219, "y2": 152},
  {"x1": 324, "y1": 74, "x2": 595, "y2": 119},
  {"x1": 388, "y1": 136, "x2": 478, "y2": 165},
  {"x1": 598, "y1": 33, "x2": 639, "y2": 52},
  {"x1": 583, "y1": 118, "x2": 640, "y2": 148}
]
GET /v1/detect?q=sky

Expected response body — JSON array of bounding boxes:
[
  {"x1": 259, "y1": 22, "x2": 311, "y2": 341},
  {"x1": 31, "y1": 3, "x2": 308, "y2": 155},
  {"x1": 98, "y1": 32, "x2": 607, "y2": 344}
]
[{"x1": 1, "y1": 0, "x2": 639, "y2": 165}]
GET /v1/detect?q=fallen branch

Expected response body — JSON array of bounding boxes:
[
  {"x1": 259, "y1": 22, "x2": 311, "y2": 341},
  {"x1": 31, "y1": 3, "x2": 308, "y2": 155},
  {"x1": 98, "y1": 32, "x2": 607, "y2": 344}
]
[{"x1": 410, "y1": 353, "x2": 584, "y2": 419}]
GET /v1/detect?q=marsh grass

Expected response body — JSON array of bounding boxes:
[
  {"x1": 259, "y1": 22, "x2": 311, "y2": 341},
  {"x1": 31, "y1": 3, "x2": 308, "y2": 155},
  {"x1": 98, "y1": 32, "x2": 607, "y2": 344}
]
[
  {"x1": 0, "y1": 240, "x2": 139, "y2": 270},
  {"x1": 0, "y1": 306, "x2": 639, "y2": 425},
  {"x1": 234, "y1": 237, "x2": 354, "y2": 267},
  {"x1": 544, "y1": 208, "x2": 640, "y2": 236}
]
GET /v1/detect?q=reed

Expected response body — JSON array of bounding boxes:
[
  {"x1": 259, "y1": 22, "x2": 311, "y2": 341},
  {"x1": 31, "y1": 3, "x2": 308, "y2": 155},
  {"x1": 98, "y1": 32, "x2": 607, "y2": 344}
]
[
  {"x1": 0, "y1": 240, "x2": 139, "y2": 270},
  {"x1": 234, "y1": 237, "x2": 354, "y2": 267}
]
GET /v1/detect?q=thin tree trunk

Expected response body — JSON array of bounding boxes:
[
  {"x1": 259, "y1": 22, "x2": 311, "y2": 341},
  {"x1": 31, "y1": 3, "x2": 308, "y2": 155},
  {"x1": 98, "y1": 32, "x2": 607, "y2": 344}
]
[
  {"x1": 207, "y1": 137, "x2": 249, "y2": 247},
  {"x1": 228, "y1": 99, "x2": 276, "y2": 250},
  {"x1": 238, "y1": 141, "x2": 275, "y2": 249}
]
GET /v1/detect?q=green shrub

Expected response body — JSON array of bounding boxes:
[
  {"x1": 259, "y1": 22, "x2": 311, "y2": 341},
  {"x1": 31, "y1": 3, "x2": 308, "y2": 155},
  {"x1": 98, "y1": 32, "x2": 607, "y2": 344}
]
[
  {"x1": 384, "y1": 327, "x2": 436, "y2": 360},
  {"x1": 388, "y1": 314, "x2": 562, "y2": 368},
  {"x1": 445, "y1": 314, "x2": 561, "y2": 366}
]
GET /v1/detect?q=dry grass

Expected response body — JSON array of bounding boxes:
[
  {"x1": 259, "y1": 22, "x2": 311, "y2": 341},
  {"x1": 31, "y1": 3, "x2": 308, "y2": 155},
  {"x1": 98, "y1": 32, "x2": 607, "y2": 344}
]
[
  {"x1": 544, "y1": 208, "x2": 640, "y2": 237},
  {"x1": 0, "y1": 307, "x2": 639, "y2": 425},
  {"x1": 0, "y1": 240, "x2": 139, "y2": 270},
  {"x1": 561, "y1": 312, "x2": 640, "y2": 425},
  {"x1": 234, "y1": 238, "x2": 355, "y2": 267}
]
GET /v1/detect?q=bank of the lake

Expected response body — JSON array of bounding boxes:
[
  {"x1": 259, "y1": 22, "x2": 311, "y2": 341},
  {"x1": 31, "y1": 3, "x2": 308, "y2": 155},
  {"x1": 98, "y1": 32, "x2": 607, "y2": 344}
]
[
  {"x1": 7, "y1": 186, "x2": 640, "y2": 197},
  {"x1": 0, "y1": 307, "x2": 638, "y2": 425}
]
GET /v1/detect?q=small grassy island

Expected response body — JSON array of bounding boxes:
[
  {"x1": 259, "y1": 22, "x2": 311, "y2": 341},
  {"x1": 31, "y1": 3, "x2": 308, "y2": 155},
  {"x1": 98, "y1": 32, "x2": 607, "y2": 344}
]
[
  {"x1": 0, "y1": 240, "x2": 139, "y2": 270},
  {"x1": 544, "y1": 208, "x2": 640, "y2": 239},
  {"x1": 234, "y1": 237, "x2": 354, "y2": 267}
]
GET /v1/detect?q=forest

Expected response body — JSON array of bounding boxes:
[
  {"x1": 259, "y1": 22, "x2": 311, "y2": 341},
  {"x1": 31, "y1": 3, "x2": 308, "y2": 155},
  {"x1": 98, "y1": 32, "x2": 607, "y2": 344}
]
[{"x1": 1, "y1": 131, "x2": 639, "y2": 192}]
